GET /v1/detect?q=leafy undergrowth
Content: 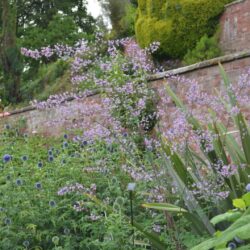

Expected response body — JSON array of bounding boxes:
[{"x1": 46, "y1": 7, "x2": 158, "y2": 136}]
[
  {"x1": 6, "y1": 60, "x2": 72, "y2": 111},
  {"x1": 0, "y1": 127, "x2": 203, "y2": 250}
]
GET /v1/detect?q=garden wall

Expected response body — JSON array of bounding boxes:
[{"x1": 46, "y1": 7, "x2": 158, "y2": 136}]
[
  {"x1": 219, "y1": 0, "x2": 250, "y2": 54},
  {"x1": 1, "y1": 50, "x2": 250, "y2": 136}
]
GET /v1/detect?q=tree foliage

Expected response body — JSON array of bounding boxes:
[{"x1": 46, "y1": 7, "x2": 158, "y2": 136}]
[
  {"x1": 98, "y1": 0, "x2": 137, "y2": 38},
  {"x1": 0, "y1": 0, "x2": 23, "y2": 103},
  {"x1": 0, "y1": 0, "x2": 97, "y2": 104}
]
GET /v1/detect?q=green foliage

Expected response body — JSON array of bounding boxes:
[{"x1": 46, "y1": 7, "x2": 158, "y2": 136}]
[
  {"x1": 142, "y1": 203, "x2": 188, "y2": 212},
  {"x1": 13, "y1": 0, "x2": 95, "y2": 35},
  {"x1": 99, "y1": 0, "x2": 137, "y2": 38},
  {"x1": 135, "y1": 0, "x2": 231, "y2": 58},
  {"x1": 161, "y1": 66, "x2": 250, "y2": 238},
  {"x1": 0, "y1": 0, "x2": 23, "y2": 103},
  {"x1": 0, "y1": 126, "x2": 202, "y2": 249},
  {"x1": 192, "y1": 193, "x2": 250, "y2": 250},
  {"x1": 119, "y1": 3, "x2": 137, "y2": 37},
  {"x1": 183, "y1": 34, "x2": 222, "y2": 65},
  {"x1": 20, "y1": 60, "x2": 69, "y2": 102},
  {"x1": 20, "y1": 14, "x2": 84, "y2": 49},
  {"x1": 0, "y1": 129, "x2": 131, "y2": 249}
]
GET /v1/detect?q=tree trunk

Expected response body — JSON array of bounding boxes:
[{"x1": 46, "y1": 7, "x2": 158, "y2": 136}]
[{"x1": 0, "y1": 0, "x2": 22, "y2": 103}]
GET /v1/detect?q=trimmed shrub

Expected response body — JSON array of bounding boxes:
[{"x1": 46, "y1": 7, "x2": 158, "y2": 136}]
[
  {"x1": 135, "y1": 0, "x2": 232, "y2": 58},
  {"x1": 183, "y1": 34, "x2": 222, "y2": 65},
  {"x1": 119, "y1": 3, "x2": 137, "y2": 37}
]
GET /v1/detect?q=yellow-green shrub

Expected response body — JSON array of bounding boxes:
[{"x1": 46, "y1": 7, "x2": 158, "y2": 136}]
[
  {"x1": 135, "y1": 0, "x2": 232, "y2": 58},
  {"x1": 183, "y1": 34, "x2": 222, "y2": 65}
]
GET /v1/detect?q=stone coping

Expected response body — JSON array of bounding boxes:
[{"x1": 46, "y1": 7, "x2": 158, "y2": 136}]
[
  {"x1": 1, "y1": 49, "x2": 250, "y2": 119},
  {"x1": 0, "y1": 89, "x2": 100, "y2": 118},
  {"x1": 225, "y1": 0, "x2": 245, "y2": 8},
  {"x1": 148, "y1": 50, "x2": 250, "y2": 81}
]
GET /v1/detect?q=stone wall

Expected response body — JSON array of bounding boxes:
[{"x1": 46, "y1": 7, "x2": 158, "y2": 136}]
[
  {"x1": 0, "y1": 94, "x2": 104, "y2": 136},
  {"x1": 220, "y1": 0, "x2": 250, "y2": 54},
  {"x1": 1, "y1": 50, "x2": 250, "y2": 136}
]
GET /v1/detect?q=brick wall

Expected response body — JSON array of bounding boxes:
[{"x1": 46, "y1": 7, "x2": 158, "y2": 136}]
[
  {"x1": 151, "y1": 52, "x2": 250, "y2": 132},
  {"x1": 1, "y1": 51, "x2": 250, "y2": 136},
  {"x1": 220, "y1": 0, "x2": 250, "y2": 54}
]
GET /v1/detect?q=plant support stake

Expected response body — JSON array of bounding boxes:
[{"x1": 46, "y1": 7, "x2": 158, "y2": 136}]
[{"x1": 127, "y1": 183, "x2": 136, "y2": 247}]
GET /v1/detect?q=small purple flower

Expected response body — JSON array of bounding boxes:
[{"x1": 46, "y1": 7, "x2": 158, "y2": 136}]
[
  {"x1": 49, "y1": 200, "x2": 56, "y2": 207},
  {"x1": 64, "y1": 228, "x2": 70, "y2": 235},
  {"x1": 62, "y1": 141, "x2": 68, "y2": 148},
  {"x1": 3, "y1": 154, "x2": 11, "y2": 163},
  {"x1": 37, "y1": 161, "x2": 43, "y2": 168},
  {"x1": 228, "y1": 242, "x2": 237, "y2": 249},
  {"x1": 48, "y1": 150, "x2": 53, "y2": 156},
  {"x1": 48, "y1": 156, "x2": 54, "y2": 162},
  {"x1": 123, "y1": 132, "x2": 128, "y2": 137},
  {"x1": 21, "y1": 155, "x2": 28, "y2": 161},
  {"x1": 23, "y1": 240, "x2": 30, "y2": 248},
  {"x1": 4, "y1": 217, "x2": 11, "y2": 225},
  {"x1": 64, "y1": 134, "x2": 68, "y2": 139},
  {"x1": 35, "y1": 182, "x2": 42, "y2": 189},
  {"x1": 16, "y1": 179, "x2": 23, "y2": 186},
  {"x1": 246, "y1": 183, "x2": 250, "y2": 192},
  {"x1": 152, "y1": 224, "x2": 161, "y2": 233},
  {"x1": 5, "y1": 124, "x2": 10, "y2": 129}
]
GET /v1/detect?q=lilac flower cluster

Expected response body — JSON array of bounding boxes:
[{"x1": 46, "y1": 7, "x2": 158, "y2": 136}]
[
  {"x1": 57, "y1": 183, "x2": 85, "y2": 196},
  {"x1": 73, "y1": 200, "x2": 86, "y2": 212},
  {"x1": 121, "y1": 164, "x2": 164, "y2": 182},
  {"x1": 89, "y1": 213, "x2": 102, "y2": 221},
  {"x1": 219, "y1": 164, "x2": 239, "y2": 178},
  {"x1": 147, "y1": 186, "x2": 166, "y2": 203},
  {"x1": 58, "y1": 182, "x2": 96, "y2": 195},
  {"x1": 191, "y1": 180, "x2": 230, "y2": 201}
]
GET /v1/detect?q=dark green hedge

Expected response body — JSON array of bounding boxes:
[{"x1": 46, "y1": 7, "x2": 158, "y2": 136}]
[{"x1": 135, "y1": 0, "x2": 232, "y2": 58}]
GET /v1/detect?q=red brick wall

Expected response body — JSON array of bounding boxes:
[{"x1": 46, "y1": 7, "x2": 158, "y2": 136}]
[{"x1": 220, "y1": 0, "x2": 250, "y2": 54}]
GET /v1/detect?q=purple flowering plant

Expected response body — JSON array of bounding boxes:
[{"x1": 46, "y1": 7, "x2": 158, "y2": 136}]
[{"x1": 17, "y1": 32, "x2": 250, "y2": 249}]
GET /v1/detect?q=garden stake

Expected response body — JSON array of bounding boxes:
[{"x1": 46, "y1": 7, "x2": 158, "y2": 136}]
[{"x1": 127, "y1": 183, "x2": 136, "y2": 247}]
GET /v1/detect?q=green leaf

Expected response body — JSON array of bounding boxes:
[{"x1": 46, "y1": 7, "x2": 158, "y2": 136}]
[
  {"x1": 165, "y1": 84, "x2": 185, "y2": 110},
  {"x1": 161, "y1": 138, "x2": 193, "y2": 185},
  {"x1": 142, "y1": 203, "x2": 187, "y2": 213},
  {"x1": 219, "y1": 64, "x2": 250, "y2": 166},
  {"x1": 237, "y1": 113, "x2": 250, "y2": 165},
  {"x1": 192, "y1": 210, "x2": 250, "y2": 250},
  {"x1": 233, "y1": 199, "x2": 246, "y2": 209},
  {"x1": 218, "y1": 63, "x2": 237, "y2": 106},
  {"x1": 210, "y1": 211, "x2": 242, "y2": 225},
  {"x1": 159, "y1": 150, "x2": 215, "y2": 235},
  {"x1": 242, "y1": 192, "x2": 250, "y2": 207}
]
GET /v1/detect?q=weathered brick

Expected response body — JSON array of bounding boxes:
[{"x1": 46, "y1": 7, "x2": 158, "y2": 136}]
[{"x1": 220, "y1": 0, "x2": 250, "y2": 53}]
